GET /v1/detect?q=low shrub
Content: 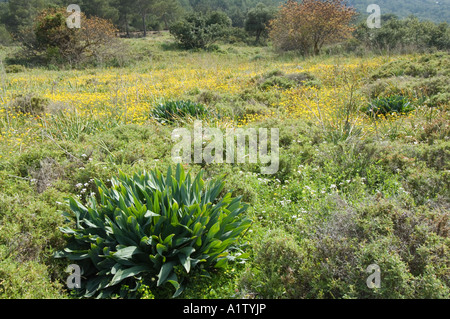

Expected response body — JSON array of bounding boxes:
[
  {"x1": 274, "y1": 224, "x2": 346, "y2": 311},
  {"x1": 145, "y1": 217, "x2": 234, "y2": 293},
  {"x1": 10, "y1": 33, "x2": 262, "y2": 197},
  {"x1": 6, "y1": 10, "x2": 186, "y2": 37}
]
[
  {"x1": 0, "y1": 259, "x2": 64, "y2": 298},
  {"x1": 9, "y1": 94, "x2": 49, "y2": 115},
  {"x1": 56, "y1": 164, "x2": 251, "y2": 298},
  {"x1": 5, "y1": 64, "x2": 26, "y2": 74},
  {"x1": 243, "y1": 197, "x2": 450, "y2": 299},
  {"x1": 256, "y1": 71, "x2": 319, "y2": 90},
  {"x1": 240, "y1": 228, "x2": 306, "y2": 299},
  {"x1": 367, "y1": 52, "x2": 450, "y2": 108},
  {"x1": 151, "y1": 100, "x2": 209, "y2": 124}
]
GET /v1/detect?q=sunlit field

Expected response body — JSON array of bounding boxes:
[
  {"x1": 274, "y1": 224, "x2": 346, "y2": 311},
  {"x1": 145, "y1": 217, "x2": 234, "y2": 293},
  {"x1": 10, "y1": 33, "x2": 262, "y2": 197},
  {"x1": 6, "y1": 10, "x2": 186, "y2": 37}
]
[{"x1": 0, "y1": 36, "x2": 413, "y2": 146}]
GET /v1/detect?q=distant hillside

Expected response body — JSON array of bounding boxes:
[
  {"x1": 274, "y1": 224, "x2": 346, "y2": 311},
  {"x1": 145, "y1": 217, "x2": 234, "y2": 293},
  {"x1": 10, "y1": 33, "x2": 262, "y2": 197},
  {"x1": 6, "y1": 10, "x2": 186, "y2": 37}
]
[
  {"x1": 348, "y1": 0, "x2": 450, "y2": 23},
  {"x1": 235, "y1": 0, "x2": 450, "y2": 24},
  {"x1": 243, "y1": 0, "x2": 450, "y2": 24}
]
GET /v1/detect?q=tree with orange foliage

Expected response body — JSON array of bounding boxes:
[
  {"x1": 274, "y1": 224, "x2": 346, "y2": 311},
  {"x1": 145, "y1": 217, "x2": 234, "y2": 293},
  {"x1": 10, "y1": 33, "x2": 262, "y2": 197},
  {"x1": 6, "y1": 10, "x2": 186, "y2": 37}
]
[
  {"x1": 269, "y1": 0, "x2": 356, "y2": 55},
  {"x1": 21, "y1": 7, "x2": 118, "y2": 65}
]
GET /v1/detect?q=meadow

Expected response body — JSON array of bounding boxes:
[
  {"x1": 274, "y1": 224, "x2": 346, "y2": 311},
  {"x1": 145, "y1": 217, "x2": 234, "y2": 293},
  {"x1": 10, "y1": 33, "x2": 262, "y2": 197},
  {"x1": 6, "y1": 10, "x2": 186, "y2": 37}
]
[{"x1": 0, "y1": 33, "x2": 449, "y2": 299}]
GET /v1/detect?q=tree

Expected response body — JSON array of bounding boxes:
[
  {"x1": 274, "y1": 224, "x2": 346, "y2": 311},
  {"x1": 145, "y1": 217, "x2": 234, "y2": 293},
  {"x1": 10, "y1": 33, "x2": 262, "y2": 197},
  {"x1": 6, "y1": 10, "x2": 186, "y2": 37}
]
[
  {"x1": 116, "y1": 0, "x2": 137, "y2": 36},
  {"x1": 135, "y1": 0, "x2": 154, "y2": 37},
  {"x1": 269, "y1": 0, "x2": 356, "y2": 55},
  {"x1": 153, "y1": 0, "x2": 183, "y2": 30},
  {"x1": 4, "y1": 0, "x2": 50, "y2": 34},
  {"x1": 245, "y1": 3, "x2": 274, "y2": 43},
  {"x1": 22, "y1": 7, "x2": 118, "y2": 65},
  {"x1": 0, "y1": 23, "x2": 12, "y2": 45},
  {"x1": 169, "y1": 11, "x2": 232, "y2": 49},
  {"x1": 79, "y1": 0, "x2": 119, "y2": 22}
]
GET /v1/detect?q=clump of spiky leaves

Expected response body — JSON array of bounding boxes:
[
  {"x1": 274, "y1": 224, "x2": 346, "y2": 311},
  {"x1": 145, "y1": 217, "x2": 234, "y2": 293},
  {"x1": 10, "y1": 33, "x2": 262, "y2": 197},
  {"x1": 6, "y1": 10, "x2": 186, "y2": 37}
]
[
  {"x1": 56, "y1": 164, "x2": 251, "y2": 298},
  {"x1": 366, "y1": 95, "x2": 415, "y2": 117},
  {"x1": 151, "y1": 100, "x2": 208, "y2": 124}
]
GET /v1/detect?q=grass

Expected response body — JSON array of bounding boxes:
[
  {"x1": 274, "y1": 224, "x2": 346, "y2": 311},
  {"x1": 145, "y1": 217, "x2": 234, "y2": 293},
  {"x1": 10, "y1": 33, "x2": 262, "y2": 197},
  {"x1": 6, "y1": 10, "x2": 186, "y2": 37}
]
[{"x1": 0, "y1": 35, "x2": 449, "y2": 299}]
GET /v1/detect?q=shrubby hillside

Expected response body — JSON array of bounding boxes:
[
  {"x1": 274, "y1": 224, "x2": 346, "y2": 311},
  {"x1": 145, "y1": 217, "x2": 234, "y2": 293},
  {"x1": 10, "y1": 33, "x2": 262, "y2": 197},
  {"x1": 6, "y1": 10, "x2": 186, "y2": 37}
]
[{"x1": 349, "y1": 0, "x2": 450, "y2": 23}]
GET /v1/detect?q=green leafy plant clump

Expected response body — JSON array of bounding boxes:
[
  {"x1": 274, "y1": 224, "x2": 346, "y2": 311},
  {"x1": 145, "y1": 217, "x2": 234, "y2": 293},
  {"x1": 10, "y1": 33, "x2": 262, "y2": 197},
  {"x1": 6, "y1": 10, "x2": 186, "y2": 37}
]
[
  {"x1": 56, "y1": 164, "x2": 251, "y2": 298},
  {"x1": 256, "y1": 70, "x2": 320, "y2": 91},
  {"x1": 151, "y1": 100, "x2": 209, "y2": 124},
  {"x1": 366, "y1": 95, "x2": 415, "y2": 117}
]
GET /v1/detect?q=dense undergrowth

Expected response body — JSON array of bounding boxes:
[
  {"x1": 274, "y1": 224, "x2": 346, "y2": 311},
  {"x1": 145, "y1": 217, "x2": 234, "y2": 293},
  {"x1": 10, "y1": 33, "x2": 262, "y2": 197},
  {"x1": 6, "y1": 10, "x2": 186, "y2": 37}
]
[{"x1": 0, "y1": 36, "x2": 448, "y2": 299}]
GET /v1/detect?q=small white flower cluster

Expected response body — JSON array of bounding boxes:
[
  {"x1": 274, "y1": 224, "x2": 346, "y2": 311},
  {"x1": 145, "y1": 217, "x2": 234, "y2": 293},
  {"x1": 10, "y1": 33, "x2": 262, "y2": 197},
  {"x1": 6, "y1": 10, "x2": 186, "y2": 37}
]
[
  {"x1": 75, "y1": 178, "x2": 95, "y2": 197},
  {"x1": 280, "y1": 197, "x2": 292, "y2": 207},
  {"x1": 291, "y1": 209, "x2": 308, "y2": 222}
]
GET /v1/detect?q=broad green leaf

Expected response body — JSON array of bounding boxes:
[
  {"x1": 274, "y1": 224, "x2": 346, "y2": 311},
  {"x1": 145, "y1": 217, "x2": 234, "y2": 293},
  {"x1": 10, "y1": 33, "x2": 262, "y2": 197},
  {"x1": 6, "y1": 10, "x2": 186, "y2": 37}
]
[
  {"x1": 178, "y1": 254, "x2": 192, "y2": 273},
  {"x1": 157, "y1": 261, "x2": 175, "y2": 286},
  {"x1": 109, "y1": 264, "x2": 148, "y2": 287},
  {"x1": 214, "y1": 258, "x2": 229, "y2": 269},
  {"x1": 144, "y1": 210, "x2": 160, "y2": 219},
  {"x1": 207, "y1": 221, "x2": 221, "y2": 240},
  {"x1": 156, "y1": 243, "x2": 167, "y2": 256},
  {"x1": 113, "y1": 246, "x2": 142, "y2": 261},
  {"x1": 163, "y1": 234, "x2": 175, "y2": 246}
]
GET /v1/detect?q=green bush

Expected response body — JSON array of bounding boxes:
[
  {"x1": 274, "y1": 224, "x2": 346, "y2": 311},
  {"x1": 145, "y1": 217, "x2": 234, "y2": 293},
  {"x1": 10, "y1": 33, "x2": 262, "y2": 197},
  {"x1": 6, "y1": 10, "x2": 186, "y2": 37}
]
[
  {"x1": 5, "y1": 64, "x2": 26, "y2": 73},
  {"x1": 151, "y1": 100, "x2": 209, "y2": 124},
  {"x1": 9, "y1": 94, "x2": 49, "y2": 115},
  {"x1": 56, "y1": 164, "x2": 251, "y2": 298},
  {"x1": 353, "y1": 16, "x2": 450, "y2": 54},
  {"x1": 169, "y1": 11, "x2": 232, "y2": 49},
  {"x1": 257, "y1": 71, "x2": 319, "y2": 90},
  {"x1": 240, "y1": 228, "x2": 307, "y2": 299}
]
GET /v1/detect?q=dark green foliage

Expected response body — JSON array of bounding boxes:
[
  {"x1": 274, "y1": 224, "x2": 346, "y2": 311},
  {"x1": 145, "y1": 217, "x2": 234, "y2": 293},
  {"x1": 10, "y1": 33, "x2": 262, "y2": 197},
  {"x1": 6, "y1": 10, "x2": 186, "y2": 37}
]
[
  {"x1": 4, "y1": 64, "x2": 26, "y2": 73},
  {"x1": 366, "y1": 96, "x2": 414, "y2": 117},
  {"x1": 151, "y1": 100, "x2": 209, "y2": 124},
  {"x1": 353, "y1": 15, "x2": 450, "y2": 53},
  {"x1": 169, "y1": 11, "x2": 232, "y2": 49},
  {"x1": 0, "y1": 24, "x2": 12, "y2": 45},
  {"x1": 1, "y1": 0, "x2": 50, "y2": 34},
  {"x1": 56, "y1": 164, "x2": 251, "y2": 298},
  {"x1": 244, "y1": 3, "x2": 275, "y2": 43}
]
